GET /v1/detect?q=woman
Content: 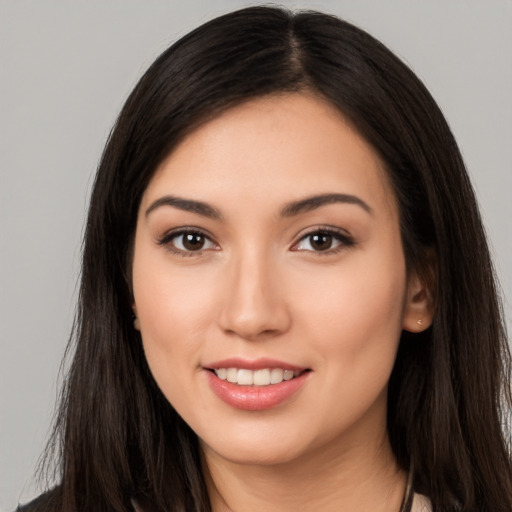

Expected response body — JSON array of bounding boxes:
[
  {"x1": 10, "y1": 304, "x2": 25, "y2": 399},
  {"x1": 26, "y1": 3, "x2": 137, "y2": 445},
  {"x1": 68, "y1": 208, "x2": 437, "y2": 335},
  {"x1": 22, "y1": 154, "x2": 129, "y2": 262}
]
[{"x1": 18, "y1": 6, "x2": 512, "y2": 512}]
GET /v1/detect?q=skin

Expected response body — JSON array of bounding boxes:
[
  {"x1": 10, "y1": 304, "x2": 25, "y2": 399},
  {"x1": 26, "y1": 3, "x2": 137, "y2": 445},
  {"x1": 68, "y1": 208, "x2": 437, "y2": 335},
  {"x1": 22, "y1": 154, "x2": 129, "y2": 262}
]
[{"x1": 132, "y1": 93, "x2": 433, "y2": 511}]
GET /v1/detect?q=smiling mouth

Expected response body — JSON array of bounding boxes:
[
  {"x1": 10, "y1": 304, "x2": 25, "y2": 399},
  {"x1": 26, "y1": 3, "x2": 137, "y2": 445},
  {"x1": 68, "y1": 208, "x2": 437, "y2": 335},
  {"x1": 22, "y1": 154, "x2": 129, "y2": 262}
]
[{"x1": 210, "y1": 368, "x2": 308, "y2": 386}]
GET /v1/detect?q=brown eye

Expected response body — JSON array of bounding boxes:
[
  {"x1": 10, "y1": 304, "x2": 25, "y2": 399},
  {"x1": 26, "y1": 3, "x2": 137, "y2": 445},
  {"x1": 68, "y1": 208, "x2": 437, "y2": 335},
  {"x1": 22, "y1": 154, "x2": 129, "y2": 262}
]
[
  {"x1": 309, "y1": 233, "x2": 333, "y2": 251},
  {"x1": 293, "y1": 229, "x2": 354, "y2": 253},
  {"x1": 161, "y1": 230, "x2": 217, "y2": 254},
  {"x1": 182, "y1": 233, "x2": 206, "y2": 250}
]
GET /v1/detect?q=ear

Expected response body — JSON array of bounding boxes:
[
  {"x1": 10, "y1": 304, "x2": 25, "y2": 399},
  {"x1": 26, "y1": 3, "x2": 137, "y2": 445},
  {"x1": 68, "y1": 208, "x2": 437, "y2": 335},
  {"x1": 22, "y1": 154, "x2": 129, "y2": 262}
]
[
  {"x1": 402, "y1": 268, "x2": 435, "y2": 333},
  {"x1": 132, "y1": 302, "x2": 141, "y2": 331}
]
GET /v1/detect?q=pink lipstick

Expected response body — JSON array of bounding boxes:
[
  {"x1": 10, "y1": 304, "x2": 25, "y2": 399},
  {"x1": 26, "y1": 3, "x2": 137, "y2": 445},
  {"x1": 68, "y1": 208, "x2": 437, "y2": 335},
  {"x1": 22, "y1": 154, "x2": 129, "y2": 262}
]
[{"x1": 204, "y1": 358, "x2": 310, "y2": 411}]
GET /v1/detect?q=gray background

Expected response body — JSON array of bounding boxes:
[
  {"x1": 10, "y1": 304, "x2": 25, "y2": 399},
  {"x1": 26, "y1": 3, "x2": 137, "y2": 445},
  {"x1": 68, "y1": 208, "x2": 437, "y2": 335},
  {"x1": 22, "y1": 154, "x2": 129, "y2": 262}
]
[{"x1": 1, "y1": 1, "x2": 510, "y2": 510}]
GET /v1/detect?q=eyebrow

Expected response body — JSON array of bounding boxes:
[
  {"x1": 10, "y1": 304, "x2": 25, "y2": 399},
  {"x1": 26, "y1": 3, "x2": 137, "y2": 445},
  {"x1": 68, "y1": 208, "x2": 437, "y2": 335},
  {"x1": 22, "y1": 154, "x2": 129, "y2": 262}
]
[
  {"x1": 145, "y1": 192, "x2": 372, "y2": 220},
  {"x1": 280, "y1": 193, "x2": 373, "y2": 217},
  {"x1": 145, "y1": 196, "x2": 223, "y2": 220}
]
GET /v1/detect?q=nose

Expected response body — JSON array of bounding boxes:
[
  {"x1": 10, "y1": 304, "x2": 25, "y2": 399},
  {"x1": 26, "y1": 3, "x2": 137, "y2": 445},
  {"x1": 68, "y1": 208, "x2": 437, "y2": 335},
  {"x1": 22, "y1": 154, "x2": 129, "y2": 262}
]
[{"x1": 218, "y1": 249, "x2": 291, "y2": 341}]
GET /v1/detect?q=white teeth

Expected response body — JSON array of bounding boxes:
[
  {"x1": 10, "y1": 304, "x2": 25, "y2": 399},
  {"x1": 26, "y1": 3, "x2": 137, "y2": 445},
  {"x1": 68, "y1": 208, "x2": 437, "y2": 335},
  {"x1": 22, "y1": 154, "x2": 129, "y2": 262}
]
[
  {"x1": 216, "y1": 368, "x2": 227, "y2": 380},
  {"x1": 213, "y1": 367, "x2": 303, "y2": 386},
  {"x1": 226, "y1": 368, "x2": 238, "y2": 383},
  {"x1": 253, "y1": 369, "x2": 271, "y2": 386},
  {"x1": 237, "y1": 369, "x2": 253, "y2": 386},
  {"x1": 270, "y1": 368, "x2": 284, "y2": 384}
]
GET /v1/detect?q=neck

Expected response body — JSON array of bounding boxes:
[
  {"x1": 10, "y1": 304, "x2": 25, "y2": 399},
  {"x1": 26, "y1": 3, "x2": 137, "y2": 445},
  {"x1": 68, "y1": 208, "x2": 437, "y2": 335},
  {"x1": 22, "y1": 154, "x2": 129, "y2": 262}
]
[{"x1": 202, "y1": 416, "x2": 407, "y2": 512}]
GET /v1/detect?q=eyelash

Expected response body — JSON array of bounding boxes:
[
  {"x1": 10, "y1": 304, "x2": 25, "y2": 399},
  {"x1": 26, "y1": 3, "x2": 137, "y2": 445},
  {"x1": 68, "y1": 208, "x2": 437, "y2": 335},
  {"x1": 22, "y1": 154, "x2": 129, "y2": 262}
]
[
  {"x1": 157, "y1": 226, "x2": 355, "y2": 257},
  {"x1": 291, "y1": 227, "x2": 355, "y2": 255},
  {"x1": 157, "y1": 228, "x2": 218, "y2": 257}
]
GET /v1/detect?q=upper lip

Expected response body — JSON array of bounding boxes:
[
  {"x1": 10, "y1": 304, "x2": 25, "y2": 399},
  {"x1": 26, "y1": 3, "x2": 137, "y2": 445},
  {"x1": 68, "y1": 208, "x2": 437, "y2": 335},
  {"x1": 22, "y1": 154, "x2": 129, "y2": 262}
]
[{"x1": 204, "y1": 357, "x2": 308, "y2": 372}]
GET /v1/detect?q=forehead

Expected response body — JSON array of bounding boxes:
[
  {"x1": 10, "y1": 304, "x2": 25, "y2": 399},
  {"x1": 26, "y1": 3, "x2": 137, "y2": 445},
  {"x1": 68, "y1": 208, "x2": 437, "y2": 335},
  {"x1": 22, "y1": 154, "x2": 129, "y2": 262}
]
[{"x1": 142, "y1": 93, "x2": 396, "y2": 216}]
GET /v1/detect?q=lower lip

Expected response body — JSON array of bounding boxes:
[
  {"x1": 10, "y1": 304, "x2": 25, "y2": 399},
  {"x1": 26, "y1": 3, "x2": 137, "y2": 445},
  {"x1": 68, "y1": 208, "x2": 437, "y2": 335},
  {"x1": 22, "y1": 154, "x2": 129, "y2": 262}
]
[{"x1": 205, "y1": 370, "x2": 309, "y2": 411}]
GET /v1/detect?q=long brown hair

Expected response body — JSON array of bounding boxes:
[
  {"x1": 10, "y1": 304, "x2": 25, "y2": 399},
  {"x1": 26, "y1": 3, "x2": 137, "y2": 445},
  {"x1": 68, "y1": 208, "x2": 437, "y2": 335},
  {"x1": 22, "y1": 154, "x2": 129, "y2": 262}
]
[{"x1": 28, "y1": 6, "x2": 511, "y2": 512}]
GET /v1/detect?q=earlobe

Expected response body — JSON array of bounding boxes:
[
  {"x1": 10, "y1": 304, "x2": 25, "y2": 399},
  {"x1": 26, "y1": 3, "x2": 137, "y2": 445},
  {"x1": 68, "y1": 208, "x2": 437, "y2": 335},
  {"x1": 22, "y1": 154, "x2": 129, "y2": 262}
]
[{"x1": 402, "y1": 271, "x2": 435, "y2": 333}]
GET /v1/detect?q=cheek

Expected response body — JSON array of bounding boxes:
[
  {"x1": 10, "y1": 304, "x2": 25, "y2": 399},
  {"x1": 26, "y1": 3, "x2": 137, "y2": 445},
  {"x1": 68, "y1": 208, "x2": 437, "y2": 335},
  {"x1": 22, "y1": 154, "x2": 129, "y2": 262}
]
[
  {"x1": 291, "y1": 247, "x2": 407, "y2": 369},
  {"x1": 285, "y1": 252, "x2": 406, "y2": 437},
  {"x1": 138, "y1": 279, "x2": 207, "y2": 348},
  {"x1": 133, "y1": 266, "x2": 219, "y2": 416},
  {"x1": 132, "y1": 244, "x2": 219, "y2": 380}
]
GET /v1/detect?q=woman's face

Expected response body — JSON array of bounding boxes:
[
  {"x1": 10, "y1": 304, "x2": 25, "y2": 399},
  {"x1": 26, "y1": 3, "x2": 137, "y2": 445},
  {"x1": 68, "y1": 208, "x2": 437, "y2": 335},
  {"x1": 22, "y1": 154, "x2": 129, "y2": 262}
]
[{"x1": 132, "y1": 93, "x2": 429, "y2": 467}]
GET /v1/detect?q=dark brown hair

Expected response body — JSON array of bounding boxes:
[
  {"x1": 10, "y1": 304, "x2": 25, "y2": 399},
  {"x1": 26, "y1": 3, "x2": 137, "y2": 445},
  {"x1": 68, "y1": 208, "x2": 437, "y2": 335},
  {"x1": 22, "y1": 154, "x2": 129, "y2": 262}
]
[{"x1": 26, "y1": 6, "x2": 512, "y2": 512}]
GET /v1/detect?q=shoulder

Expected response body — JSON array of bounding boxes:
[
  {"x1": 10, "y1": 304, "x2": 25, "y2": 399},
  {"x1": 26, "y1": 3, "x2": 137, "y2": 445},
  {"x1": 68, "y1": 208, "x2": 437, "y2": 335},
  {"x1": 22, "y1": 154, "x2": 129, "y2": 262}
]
[
  {"x1": 411, "y1": 492, "x2": 432, "y2": 512},
  {"x1": 15, "y1": 488, "x2": 60, "y2": 512}
]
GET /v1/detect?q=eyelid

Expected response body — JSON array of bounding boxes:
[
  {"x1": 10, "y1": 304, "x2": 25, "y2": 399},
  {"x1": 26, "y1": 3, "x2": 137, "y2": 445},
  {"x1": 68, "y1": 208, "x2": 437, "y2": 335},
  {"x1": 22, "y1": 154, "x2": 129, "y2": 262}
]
[
  {"x1": 157, "y1": 227, "x2": 219, "y2": 256},
  {"x1": 290, "y1": 226, "x2": 355, "y2": 253},
  {"x1": 156, "y1": 225, "x2": 354, "y2": 256}
]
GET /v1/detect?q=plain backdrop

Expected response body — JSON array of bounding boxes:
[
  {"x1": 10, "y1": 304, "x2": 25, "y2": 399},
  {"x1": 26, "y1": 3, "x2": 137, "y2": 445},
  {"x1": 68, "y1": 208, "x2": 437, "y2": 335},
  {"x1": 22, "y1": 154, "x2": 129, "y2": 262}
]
[{"x1": 1, "y1": 1, "x2": 511, "y2": 510}]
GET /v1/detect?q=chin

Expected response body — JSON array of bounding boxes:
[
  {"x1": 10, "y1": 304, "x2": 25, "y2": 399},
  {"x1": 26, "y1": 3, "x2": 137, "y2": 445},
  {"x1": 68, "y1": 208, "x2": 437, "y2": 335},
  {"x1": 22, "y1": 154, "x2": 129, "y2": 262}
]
[
  {"x1": 206, "y1": 444, "x2": 305, "y2": 467},
  {"x1": 199, "y1": 427, "x2": 311, "y2": 467}
]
